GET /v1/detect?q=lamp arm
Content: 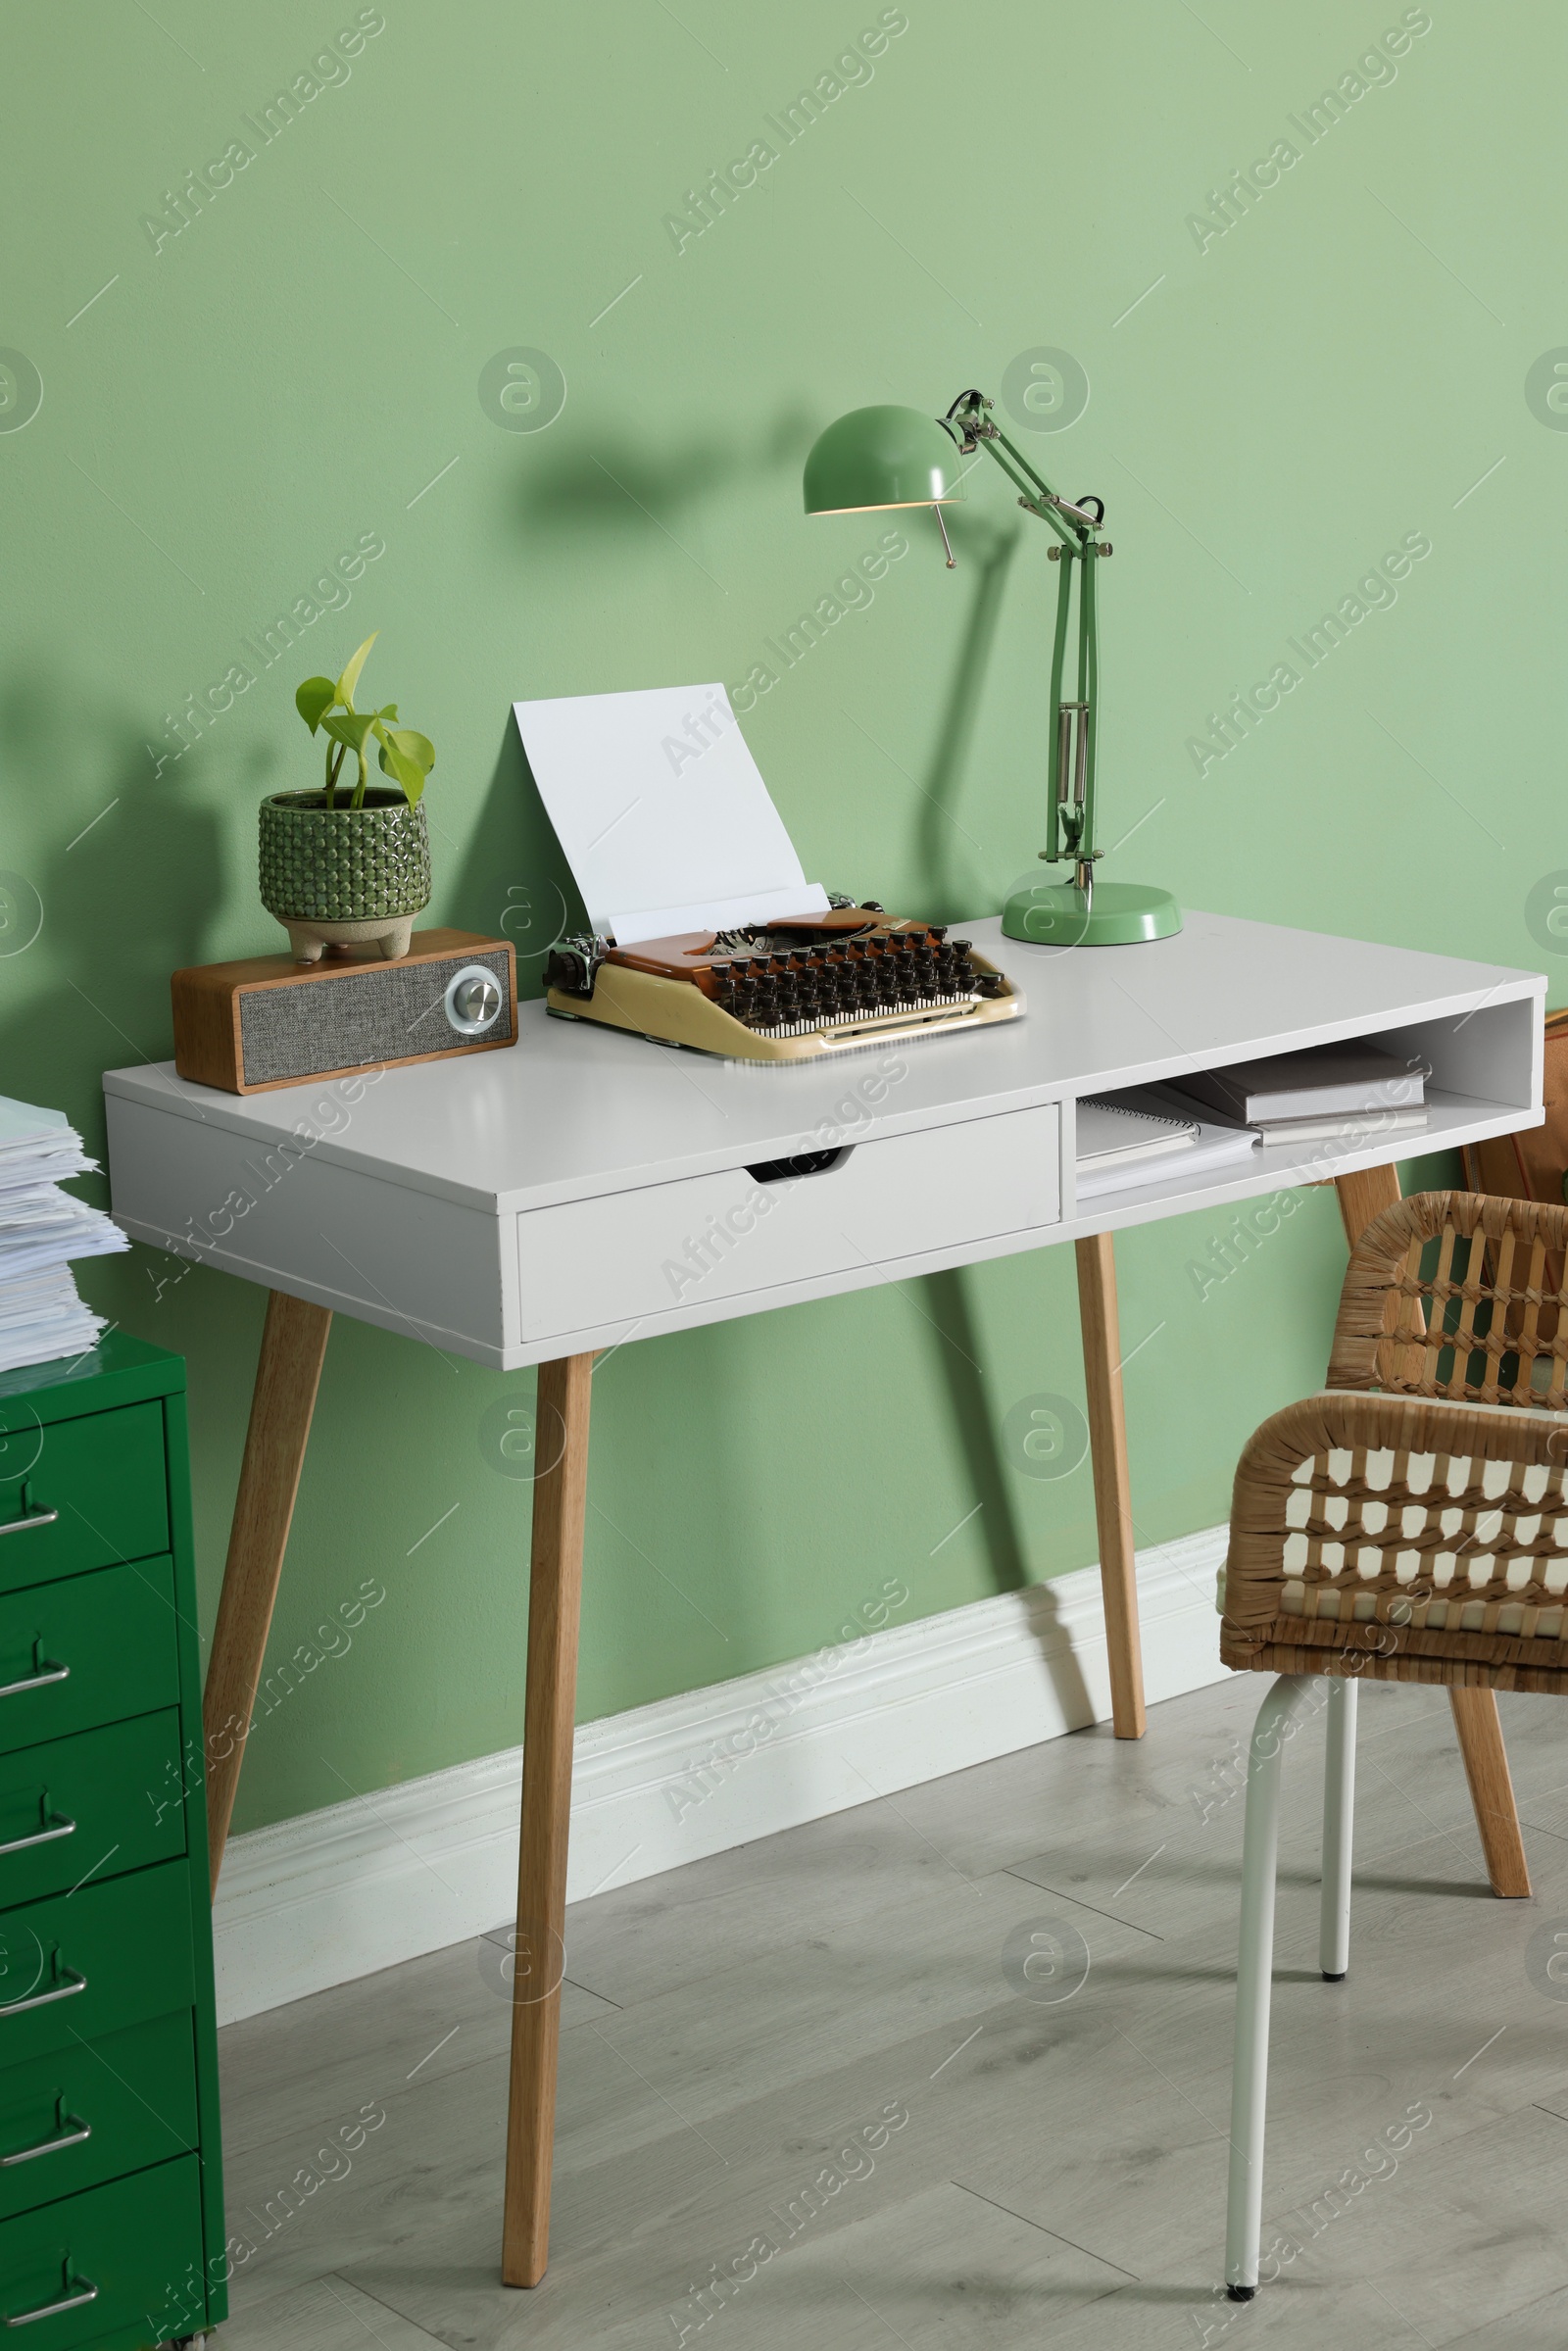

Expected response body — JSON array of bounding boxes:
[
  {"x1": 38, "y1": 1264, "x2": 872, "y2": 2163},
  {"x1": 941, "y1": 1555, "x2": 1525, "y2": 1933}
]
[
  {"x1": 943, "y1": 392, "x2": 1097, "y2": 540},
  {"x1": 1077, "y1": 512, "x2": 1100, "y2": 872},
  {"x1": 976, "y1": 422, "x2": 1091, "y2": 544},
  {"x1": 943, "y1": 391, "x2": 1105, "y2": 876},
  {"x1": 1046, "y1": 522, "x2": 1075, "y2": 864}
]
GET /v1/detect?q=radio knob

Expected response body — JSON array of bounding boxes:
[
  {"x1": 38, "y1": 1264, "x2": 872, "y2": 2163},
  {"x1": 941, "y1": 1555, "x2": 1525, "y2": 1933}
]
[{"x1": 444, "y1": 964, "x2": 506, "y2": 1034}]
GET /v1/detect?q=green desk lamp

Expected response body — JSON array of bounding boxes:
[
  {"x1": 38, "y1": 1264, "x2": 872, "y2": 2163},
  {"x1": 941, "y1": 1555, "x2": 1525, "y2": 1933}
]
[{"x1": 803, "y1": 390, "x2": 1180, "y2": 946}]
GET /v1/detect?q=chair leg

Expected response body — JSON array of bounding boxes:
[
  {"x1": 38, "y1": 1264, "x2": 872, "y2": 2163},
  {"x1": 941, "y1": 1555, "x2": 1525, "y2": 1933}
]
[
  {"x1": 1226, "y1": 1675, "x2": 1316, "y2": 2301},
  {"x1": 1449, "y1": 1688, "x2": 1531, "y2": 1897},
  {"x1": 1319, "y1": 1676, "x2": 1357, "y2": 1982}
]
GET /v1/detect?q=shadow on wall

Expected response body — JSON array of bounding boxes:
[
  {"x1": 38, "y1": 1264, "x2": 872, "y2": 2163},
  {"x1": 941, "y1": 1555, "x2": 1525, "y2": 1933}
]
[
  {"x1": 921, "y1": 1265, "x2": 1093, "y2": 1728},
  {"x1": 511, "y1": 406, "x2": 817, "y2": 542},
  {"x1": 912, "y1": 511, "x2": 1019, "y2": 921},
  {"x1": 456, "y1": 405, "x2": 821, "y2": 977},
  {"x1": 901, "y1": 516, "x2": 1042, "y2": 1647},
  {"x1": 0, "y1": 668, "x2": 237, "y2": 1147},
  {"x1": 443, "y1": 718, "x2": 584, "y2": 997}
]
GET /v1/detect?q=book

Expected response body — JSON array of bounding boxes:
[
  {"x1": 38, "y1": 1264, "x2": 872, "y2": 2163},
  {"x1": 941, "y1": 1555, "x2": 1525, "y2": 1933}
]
[
  {"x1": 1254, "y1": 1105, "x2": 1429, "y2": 1151},
  {"x1": 1172, "y1": 1042, "x2": 1428, "y2": 1127}
]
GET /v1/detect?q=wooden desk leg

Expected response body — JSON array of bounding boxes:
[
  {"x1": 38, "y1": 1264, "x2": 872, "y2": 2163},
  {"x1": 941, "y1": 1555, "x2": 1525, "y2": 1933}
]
[
  {"x1": 1076, "y1": 1233, "x2": 1146, "y2": 1739},
  {"x1": 502, "y1": 1352, "x2": 593, "y2": 2288},
  {"x1": 1331, "y1": 1165, "x2": 1404, "y2": 1253},
  {"x1": 1333, "y1": 1164, "x2": 1531, "y2": 1898},
  {"x1": 203, "y1": 1291, "x2": 332, "y2": 1892}
]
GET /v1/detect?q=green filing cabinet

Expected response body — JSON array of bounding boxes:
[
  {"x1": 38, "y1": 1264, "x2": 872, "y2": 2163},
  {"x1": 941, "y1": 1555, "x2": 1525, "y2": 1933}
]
[{"x1": 0, "y1": 1335, "x2": 225, "y2": 2347}]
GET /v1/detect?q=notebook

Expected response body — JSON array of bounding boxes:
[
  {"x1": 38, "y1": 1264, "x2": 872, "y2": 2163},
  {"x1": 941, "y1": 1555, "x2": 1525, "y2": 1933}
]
[
  {"x1": 1076, "y1": 1090, "x2": 1261, "y2": 1200},
  {"x1": 1077, "y1": 1099, "x2": 1198, "y2": 1170}
]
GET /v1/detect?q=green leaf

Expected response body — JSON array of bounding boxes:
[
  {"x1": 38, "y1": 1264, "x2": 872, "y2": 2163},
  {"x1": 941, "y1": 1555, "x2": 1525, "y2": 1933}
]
[
  {"x1": 295, "y1": 676, "x2": 336, "y2": 734},
  {"x1": 319, "y1": 709, "x2": 376, "y2": 755},
  {"x1": 335, "y1": 632, "x2": 378, "y2": 710},
  {"x1": 384, "y1": 727, "x2": 434, "y2": 775},
  {"x1": 371, "y1": 731, "x2": 422, "y2": 804}
]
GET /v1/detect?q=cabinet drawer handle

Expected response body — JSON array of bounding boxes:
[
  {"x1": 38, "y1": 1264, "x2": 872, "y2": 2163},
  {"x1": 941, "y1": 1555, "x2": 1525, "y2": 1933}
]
[
  {"x1": 0, "y1": 1814, "x2": 74, "y2": 1858},
  {"x1": 0, "y1": 1511, "x2": 57, "y2": 1542},
  {"x1": 0, "y1": 2114, "x2": 89, "y2": 2168},
  {"x1": 0, "y1": 1967, "x2": 85, "y2": 2019},
  {"x1": 4, "y1": 2274, "x2": 97, "y2": 2327},
  {"x1": 0, "y1": 1663, "x2": 68, "y2": 1702}
]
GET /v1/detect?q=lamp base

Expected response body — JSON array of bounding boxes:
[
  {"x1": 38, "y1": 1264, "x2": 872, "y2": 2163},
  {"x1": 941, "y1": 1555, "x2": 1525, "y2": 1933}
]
[{"x1": 1001, "y1": 879, "x2": 1182, "y2": 947}]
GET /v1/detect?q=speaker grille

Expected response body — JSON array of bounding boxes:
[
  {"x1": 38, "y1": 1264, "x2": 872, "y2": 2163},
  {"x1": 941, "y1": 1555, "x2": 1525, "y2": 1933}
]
[{"x1": 238, "y1": 947, "x2": 513, "y2": 1086}]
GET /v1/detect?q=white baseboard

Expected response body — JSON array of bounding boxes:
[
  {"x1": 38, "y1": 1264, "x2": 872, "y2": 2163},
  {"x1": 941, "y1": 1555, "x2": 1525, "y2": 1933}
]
[{"x1": 213, "y1": 1524, "x2": 1231, "y2": 2025}]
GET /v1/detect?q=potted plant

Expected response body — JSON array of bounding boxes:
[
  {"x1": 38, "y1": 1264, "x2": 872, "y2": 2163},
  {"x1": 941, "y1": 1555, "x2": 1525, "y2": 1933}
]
[{"x1": 259, "y1": 634, "x2": 436, "y2": 962}]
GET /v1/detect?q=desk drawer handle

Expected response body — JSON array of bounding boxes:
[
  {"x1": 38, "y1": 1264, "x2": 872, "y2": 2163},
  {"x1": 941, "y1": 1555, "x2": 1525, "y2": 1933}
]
[
  {"x1": 746, "y1": 1148, "x2": 849, "y2": 1184},
  {"x1": 0, "y1": 1511, "x2": 56, "y2": 1542},
  {"x1": 4, "y1": 2274, "x2": 98, "y2": 2327},
  {"x1": 0, "y1": 1662, "x2": 68, "y2": 1702},
  {"x1": 0, "y1": 2114, "x2": 89, "y2": 2169},
  {"x1": 0, "y1": 1814, "x2": 74, "y2": 1858},
  {"x1": 0, "y1": 1968, "x2": 86, "y2": 2019}
]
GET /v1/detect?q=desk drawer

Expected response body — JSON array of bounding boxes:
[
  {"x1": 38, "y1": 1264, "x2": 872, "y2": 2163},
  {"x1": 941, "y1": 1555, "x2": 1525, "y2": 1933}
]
[
  {"x1": 0, "y1": 1560, "x2": 179, "y2": 1758},
  {"x1": 516, "y1": 1102, "x2": 1061, "y2": 1342},
  {"x1": 0, "y1": 1865, "x2": 194, "y2": 2069},
  {"x1": 0, "y1": 1711, "x2": 185, "y2": 1910},
  {"x1": 0, "y1": 1404, "x2": 168, "y2": 1597},
  {"x1": 0, "y1": 2153, "x2": 203, "y2": 2347},
  {"x1": 0, "y1": 2011, "x2": 196, "y2": 2225}
]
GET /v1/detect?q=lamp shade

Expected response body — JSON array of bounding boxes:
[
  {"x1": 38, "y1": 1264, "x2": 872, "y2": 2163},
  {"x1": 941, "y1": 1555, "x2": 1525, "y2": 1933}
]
[{"x1": 802, "y1": 405, "x2": 967, "y2": 514}]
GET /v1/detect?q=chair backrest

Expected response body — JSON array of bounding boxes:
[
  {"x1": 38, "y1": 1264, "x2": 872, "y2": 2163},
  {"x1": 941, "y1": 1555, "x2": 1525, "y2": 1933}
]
[
  {"x1": 1221, "y1": 1388, "x2": 1568, "y2": 1690},
  {"x1": 1327, "y1": 1189, "x2": 1568, "y2": 1408}
]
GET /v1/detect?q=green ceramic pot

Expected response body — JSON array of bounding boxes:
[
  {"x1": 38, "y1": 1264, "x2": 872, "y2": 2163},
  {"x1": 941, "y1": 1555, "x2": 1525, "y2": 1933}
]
[{"x1": 258, "y1": 789, "x2": 431, "y2": 924}]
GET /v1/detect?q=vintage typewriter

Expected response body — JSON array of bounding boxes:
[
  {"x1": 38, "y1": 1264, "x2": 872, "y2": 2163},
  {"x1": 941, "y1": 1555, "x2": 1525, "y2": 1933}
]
[
  {"x1": 514, "y1": 683, "x2": 1026, "y2": 1063},
  {"x1": 543, "y1": 900, "x2": 1020, "y2": 1063}
]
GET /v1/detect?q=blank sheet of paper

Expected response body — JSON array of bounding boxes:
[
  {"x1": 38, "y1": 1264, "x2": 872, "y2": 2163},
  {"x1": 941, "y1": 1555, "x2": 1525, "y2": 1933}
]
[{"x1": 513, "y1": 684, "x2": 828, "y2": 944}]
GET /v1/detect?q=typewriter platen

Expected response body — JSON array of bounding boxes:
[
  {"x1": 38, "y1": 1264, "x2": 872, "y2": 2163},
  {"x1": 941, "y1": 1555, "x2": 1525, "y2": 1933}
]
[{"x1": 544, "y1": 900, "x2": 1022, "y2": 1062}]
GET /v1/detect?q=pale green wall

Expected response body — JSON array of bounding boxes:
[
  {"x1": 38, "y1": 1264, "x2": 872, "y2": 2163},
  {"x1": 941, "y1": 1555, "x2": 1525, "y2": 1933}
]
[{"x1": 0, "y1": 2, "x2": 1550, "y2": 1833}]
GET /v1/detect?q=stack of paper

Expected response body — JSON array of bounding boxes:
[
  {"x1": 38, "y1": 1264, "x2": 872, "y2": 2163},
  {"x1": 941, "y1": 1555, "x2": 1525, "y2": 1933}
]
[
  {"x1": 1163, "y1": 1042, "x2": 1429, "y2": 1149},
  {"x1": 0, "y1": 1098, "x2": 127, "y2": 1375}
]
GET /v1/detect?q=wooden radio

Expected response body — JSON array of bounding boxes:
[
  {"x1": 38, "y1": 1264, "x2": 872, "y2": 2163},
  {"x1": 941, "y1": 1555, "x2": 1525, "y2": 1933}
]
[
  {"x1": 543, "y1": 904, "x2": 1021, "y2": 1063},
  {"x1": 171, "y1": 929, "x2": 517, "y2": 1094}
]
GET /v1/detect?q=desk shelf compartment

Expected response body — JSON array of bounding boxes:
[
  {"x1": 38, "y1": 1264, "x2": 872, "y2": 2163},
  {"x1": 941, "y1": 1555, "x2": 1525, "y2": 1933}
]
[
  {"x1": 1065, "y1": 1085, "x2": 1541, "y2": 1233},
  {"x1": 1061, "y1": 995, "x2": 1544, "y2": 1231}
]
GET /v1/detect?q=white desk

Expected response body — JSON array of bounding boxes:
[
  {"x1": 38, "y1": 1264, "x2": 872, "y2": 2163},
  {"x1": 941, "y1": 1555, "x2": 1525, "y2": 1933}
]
[{"x1": 104, "y1": 908, "x2": 1544, "y2": 2284}]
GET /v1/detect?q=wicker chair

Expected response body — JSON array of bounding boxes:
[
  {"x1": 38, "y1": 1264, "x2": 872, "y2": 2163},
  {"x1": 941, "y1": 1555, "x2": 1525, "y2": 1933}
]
[{"x1": 1218, "y1": 1190, "x2": 1568, "y2": 2299}]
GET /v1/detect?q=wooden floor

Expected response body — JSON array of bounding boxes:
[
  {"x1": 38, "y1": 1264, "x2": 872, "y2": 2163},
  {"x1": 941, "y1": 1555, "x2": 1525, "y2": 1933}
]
[{"x1": 214, "y1": 1674, "x2": 1568, "y2": 2350}]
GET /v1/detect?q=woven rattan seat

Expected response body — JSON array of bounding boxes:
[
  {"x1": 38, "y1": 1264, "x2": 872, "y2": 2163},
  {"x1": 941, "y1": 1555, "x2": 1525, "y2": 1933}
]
[{"x1": 1218, "y1": 1191, "x2": 1565, "y2": 2300}]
